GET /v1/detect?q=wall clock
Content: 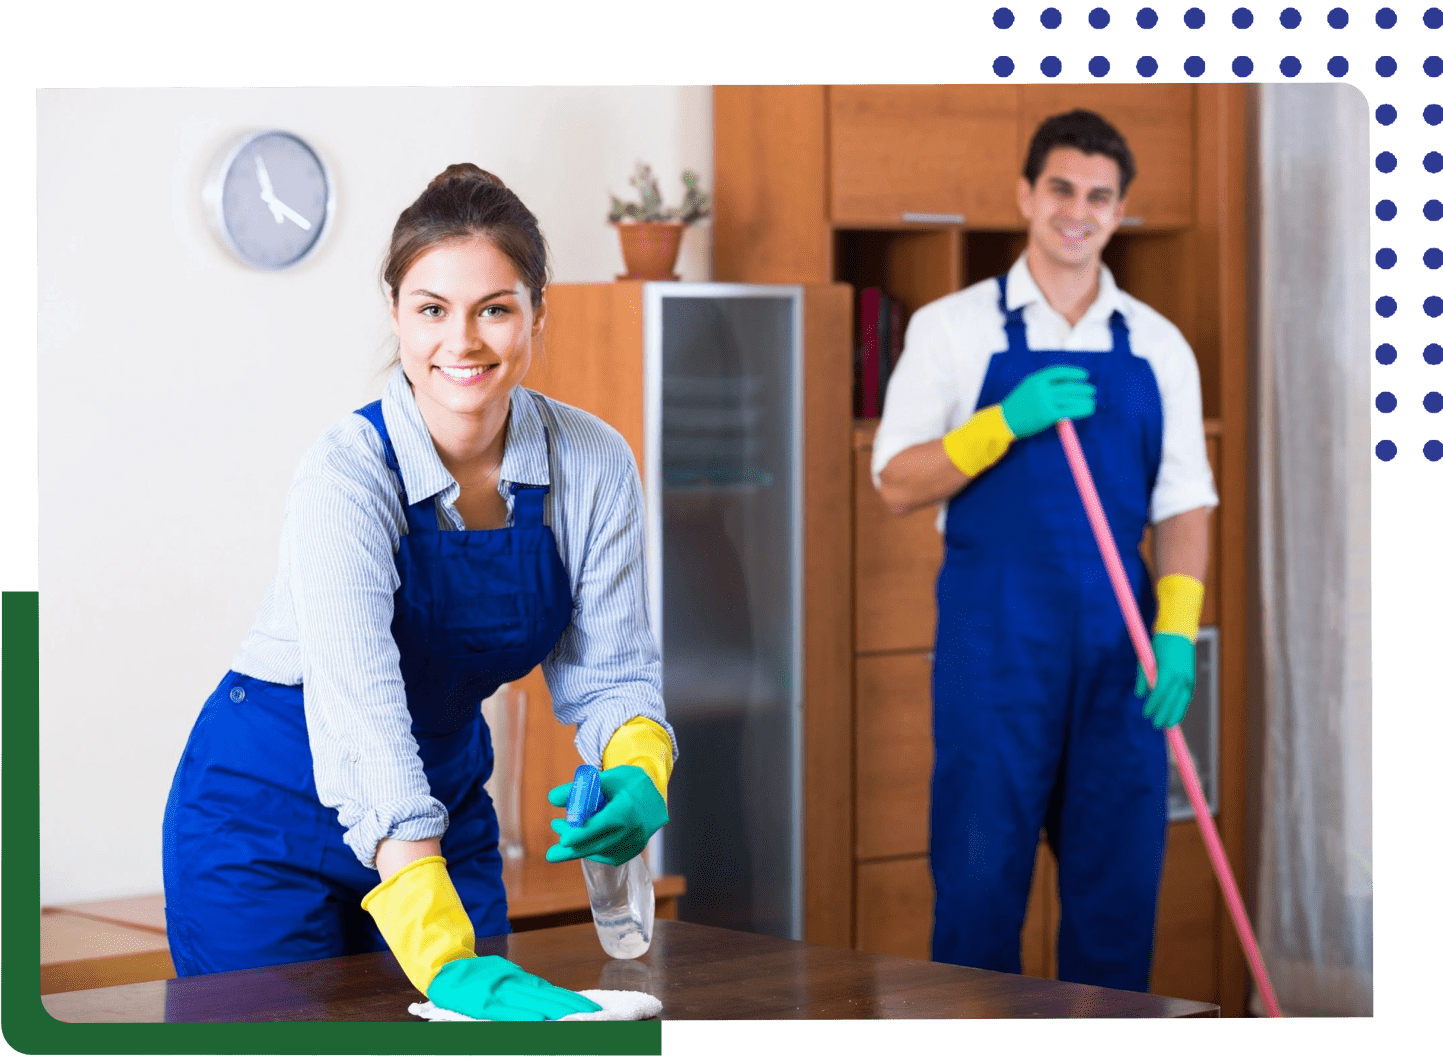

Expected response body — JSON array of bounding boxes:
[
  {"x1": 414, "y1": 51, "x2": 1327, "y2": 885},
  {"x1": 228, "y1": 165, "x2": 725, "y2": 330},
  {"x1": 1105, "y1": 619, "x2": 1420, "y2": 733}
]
[{"x1": 204, "y1": 130, "x2": 334, "y2": 270}]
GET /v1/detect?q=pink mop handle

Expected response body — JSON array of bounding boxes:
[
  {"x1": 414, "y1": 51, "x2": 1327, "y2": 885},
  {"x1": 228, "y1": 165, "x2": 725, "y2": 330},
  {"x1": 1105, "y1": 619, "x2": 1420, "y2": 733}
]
[{"x1": 1055, "y1": 418, "x2": 1281, "y2": 1019}]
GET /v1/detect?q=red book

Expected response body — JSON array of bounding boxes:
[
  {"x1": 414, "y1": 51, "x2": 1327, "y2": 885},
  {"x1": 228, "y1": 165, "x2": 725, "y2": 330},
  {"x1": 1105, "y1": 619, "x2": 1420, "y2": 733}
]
[{"x1": 860, "y1": 287, "x2": 882, "y2": 418}]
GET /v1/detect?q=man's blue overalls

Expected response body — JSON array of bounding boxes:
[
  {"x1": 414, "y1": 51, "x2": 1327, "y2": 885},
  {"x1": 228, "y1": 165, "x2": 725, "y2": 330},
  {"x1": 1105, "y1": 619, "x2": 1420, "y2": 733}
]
[
  {"x1": 162, "y1": 400, "x2": 572, "y2": 975},
  {"x1": 930, "y1": 275, "x2": 1169, "y2": 992}
]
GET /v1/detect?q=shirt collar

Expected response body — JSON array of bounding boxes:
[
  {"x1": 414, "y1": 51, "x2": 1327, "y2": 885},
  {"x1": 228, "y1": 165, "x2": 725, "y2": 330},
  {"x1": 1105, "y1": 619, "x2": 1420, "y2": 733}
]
[
  {"x1": 380, "y1": 366, "x2": 551, "y2": 505},
  {"x1": 1004, "y1": 253, "x2": 1130, "y2": 324}
]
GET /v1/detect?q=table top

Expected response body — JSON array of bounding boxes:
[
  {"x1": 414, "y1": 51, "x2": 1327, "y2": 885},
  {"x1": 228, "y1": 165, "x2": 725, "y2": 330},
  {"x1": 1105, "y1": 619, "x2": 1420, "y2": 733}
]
[{"x1": 41, "y1": 919, "x2": 1217, "y2": 1021}]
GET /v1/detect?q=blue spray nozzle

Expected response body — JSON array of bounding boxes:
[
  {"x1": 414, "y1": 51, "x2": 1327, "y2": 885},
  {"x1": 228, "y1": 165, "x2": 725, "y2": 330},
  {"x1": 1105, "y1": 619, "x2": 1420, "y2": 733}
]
[{"x1": 565, "y1": 764, "x2": 606, "y2": 827}]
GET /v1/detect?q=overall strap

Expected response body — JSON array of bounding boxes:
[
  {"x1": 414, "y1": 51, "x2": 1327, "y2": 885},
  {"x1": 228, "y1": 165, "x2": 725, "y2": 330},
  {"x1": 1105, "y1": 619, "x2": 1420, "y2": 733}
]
[
  {"x1": 507, "y1": 427, "x2": 553, "y2": 528},
  {"x1": 1108, "y1": 307, "x2": 1133, "y2": 357},
  {"x1": 995, "y1": 274, "x2": 1030, "y2": 355},
  {"x1": 355, "y1": 400, "x2": 441, "y2": 532}
]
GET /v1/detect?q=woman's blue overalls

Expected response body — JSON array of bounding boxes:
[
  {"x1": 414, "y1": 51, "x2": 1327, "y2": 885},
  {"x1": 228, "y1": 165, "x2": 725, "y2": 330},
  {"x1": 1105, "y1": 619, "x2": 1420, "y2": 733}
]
[
  {"x1": 162, "y1": 400, "x2": 572, "y2": 976},
  {"x1": 929, "y1": 275, "x2": 1169, "y2": 992}
]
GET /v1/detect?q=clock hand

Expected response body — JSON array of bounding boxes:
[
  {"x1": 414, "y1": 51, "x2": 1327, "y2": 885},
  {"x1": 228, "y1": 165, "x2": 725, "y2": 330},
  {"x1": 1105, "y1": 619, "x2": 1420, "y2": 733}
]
[
  {"x1": 271, "y1": 197, "x2": 313, "y2": 231},
  {"x1": 254, "y1": 155, "x2": 274, "y2": 198}
]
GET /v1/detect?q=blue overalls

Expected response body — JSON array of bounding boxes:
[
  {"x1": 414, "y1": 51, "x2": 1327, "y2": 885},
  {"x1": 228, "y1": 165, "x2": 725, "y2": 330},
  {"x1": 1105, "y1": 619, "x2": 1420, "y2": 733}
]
[
  {"x1": 929, "y1": 275, "x2": 1169, "y2": 992},
  {"x1": 162, "y1": 400, "x2": 573, "y2": 976}
]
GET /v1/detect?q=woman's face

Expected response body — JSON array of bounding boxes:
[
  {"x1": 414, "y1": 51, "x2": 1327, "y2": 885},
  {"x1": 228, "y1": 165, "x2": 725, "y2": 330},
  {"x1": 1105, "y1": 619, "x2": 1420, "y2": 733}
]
[{"x1": 388, "y1": 236, "x2": 544, "y2": 428}]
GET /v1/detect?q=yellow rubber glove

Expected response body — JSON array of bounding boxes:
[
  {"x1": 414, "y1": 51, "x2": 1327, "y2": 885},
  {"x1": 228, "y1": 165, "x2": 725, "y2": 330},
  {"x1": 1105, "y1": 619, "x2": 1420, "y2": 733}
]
[
  {"x1": 1153, "y1": 573, "x2": 1205, "y2": 642},
  {"x1": 941, "y1": 404, "x2": 1016, "y2": 478},
  {"x1": 360, "y1": 855, "x2": 475, "y2": 994},
  {"x1": 600, "y1": 716, "x2": 674, "y2": 804}
]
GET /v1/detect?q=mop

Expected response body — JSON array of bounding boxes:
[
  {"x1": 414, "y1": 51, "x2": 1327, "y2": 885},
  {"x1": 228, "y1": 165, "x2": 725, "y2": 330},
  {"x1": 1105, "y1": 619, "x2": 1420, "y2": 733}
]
[{"x1": 1055, "y1": 418, "x2": 1282, "y2": 1019}]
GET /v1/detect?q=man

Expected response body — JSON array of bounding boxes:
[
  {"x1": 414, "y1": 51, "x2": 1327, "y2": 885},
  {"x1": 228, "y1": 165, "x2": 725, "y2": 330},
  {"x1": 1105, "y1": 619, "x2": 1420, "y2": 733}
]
[{"x1": 871, "y1": 110, "x2": 1217, "y2": 992}]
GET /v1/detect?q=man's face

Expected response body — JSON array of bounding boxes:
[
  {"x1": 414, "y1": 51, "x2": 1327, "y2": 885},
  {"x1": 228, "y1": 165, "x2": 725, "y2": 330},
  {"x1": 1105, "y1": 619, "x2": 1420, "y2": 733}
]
[{"x1": 1016, "y1": 146, "x2": 1127, "y2": 272}]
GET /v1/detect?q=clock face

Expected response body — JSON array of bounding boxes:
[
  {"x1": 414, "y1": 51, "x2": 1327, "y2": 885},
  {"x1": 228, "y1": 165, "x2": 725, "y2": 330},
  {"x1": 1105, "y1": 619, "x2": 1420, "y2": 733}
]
[{"x1": 214, "y1": 131, "x2": 331, "y2": 270}]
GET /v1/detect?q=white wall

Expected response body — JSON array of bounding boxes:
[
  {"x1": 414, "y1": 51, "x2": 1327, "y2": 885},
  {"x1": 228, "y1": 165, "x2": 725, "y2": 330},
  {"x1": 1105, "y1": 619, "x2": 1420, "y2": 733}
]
[{"x1": 37, "y1": 87, "x2": 712, "y2": 905}]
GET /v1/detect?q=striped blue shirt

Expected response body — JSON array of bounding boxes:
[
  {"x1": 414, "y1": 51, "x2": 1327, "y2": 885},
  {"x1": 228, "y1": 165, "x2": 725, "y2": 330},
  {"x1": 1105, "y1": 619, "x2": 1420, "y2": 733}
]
[{"x1": 232, "y1": 365, "x2": 673, "y2": 869}]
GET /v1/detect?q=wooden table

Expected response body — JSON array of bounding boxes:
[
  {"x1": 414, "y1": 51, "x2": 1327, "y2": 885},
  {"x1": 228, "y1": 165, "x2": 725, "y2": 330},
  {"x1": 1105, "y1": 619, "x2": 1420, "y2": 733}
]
[{"x1": 42, "y1": 919, "x2": 1217, "y2": 1021}]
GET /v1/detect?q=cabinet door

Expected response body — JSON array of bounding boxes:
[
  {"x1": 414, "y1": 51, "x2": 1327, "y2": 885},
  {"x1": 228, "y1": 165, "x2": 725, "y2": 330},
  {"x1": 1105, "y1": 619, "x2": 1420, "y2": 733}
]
[
  {"x1": 855, "y1": 855, "x2": 934, "y2": 960},
  {"x1": 1019, "y1": 85, "x2": 1195, "y2": 228},
  {"x1": 855, "y1": 651, "x2": 933, "y2": 859},
  {"x1": 853, "y1": 442, "x2": 944, "y2": 653},
  {"x1": 830, "y1": 86, "x2": 1022, "y2": 227},
  {"x1": 1151, "y1": 820, "x2": 1220, "y2": 1002}
]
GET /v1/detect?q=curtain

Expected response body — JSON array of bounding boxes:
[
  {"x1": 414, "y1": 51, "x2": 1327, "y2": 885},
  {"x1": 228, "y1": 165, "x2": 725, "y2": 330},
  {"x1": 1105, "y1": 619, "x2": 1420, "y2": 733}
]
[{"x1": 1254, "y1": 83, "x2": 1372, "y2": 1016}]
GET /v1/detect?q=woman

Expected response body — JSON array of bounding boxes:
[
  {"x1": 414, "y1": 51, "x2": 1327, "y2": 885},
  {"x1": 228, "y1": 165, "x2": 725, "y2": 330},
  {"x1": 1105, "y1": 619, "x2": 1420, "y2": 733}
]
[{"x1": 162, "y1": 164, "x2": 675, "y2": 1021}]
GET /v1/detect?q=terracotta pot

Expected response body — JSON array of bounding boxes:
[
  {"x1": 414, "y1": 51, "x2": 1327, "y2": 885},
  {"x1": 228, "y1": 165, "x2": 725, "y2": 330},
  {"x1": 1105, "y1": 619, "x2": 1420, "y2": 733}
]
[{"x1": 615, "y1": 222, "x2": 685, "y2": 280}]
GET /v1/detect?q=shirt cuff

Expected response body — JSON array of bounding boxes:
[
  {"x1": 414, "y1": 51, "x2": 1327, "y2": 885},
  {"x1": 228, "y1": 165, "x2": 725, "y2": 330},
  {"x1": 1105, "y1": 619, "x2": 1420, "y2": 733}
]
[{"x1": 342, "y1": 797, "x2": 450, "y2": 870}]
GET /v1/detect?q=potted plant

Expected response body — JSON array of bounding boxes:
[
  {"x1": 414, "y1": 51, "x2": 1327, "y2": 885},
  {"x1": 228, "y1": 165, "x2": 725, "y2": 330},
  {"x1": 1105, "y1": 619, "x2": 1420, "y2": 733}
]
[{"x1": 608, "y1": 162, "x2": 712, "y2": 280}]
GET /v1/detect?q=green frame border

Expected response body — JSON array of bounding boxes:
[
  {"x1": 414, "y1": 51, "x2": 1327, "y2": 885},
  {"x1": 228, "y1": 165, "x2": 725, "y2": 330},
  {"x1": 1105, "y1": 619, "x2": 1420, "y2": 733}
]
[{"x1": 8, "y1": 0, "x2": 1408, "y2": 1056}]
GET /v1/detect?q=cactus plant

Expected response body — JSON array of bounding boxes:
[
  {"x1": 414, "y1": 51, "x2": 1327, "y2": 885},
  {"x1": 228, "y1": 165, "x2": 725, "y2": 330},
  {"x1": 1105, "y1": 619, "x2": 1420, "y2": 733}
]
[{"x1": 607, "y1": 162, "x2": 712, "y2": 224}]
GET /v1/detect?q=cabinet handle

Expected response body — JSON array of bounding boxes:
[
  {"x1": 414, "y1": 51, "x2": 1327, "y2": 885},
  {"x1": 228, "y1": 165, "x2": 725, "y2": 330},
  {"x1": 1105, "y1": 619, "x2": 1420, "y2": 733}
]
[
  {"x1": 1118, "y1": 217, "x2": 1144, "y2": 227},
  {"x1": 901, "y1": 212, "x2": 965, "y2": 225}
]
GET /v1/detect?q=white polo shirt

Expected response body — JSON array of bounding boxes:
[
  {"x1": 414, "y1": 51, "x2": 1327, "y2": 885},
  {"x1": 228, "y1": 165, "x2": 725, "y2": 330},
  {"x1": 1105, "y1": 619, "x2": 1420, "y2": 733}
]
[{"x1": 871, "y1": 254, "x2": 1218, "y2": 529}]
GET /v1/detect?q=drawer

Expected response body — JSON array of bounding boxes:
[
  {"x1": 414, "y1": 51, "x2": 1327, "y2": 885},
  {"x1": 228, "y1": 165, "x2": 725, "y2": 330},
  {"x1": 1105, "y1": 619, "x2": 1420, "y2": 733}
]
[
  {"x1": 855, "y1": 855, "x2": 934, "y2": 961},
  {"x1": 830, "y1": 86, "x2": 1022, "y2": 227},
  {"x1": 854, "y1": 651, "x2": 934, "y2": 859},
  {"x1": 853, "y1": 446, "x2": 944, "y2": 653}
]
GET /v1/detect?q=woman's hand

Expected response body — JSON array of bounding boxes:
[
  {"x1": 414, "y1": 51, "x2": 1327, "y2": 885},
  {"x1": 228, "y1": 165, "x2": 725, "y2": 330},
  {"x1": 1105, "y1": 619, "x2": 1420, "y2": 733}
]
[{"x1": 544, "y1": 765, "x2": 668, "y2": 866}]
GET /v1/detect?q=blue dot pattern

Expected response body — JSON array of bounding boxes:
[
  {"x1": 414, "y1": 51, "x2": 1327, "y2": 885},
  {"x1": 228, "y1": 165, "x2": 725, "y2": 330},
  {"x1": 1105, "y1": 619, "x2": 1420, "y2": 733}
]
[{"x1": 960, "y1": 3, "x2": 1437, "y2": 465}]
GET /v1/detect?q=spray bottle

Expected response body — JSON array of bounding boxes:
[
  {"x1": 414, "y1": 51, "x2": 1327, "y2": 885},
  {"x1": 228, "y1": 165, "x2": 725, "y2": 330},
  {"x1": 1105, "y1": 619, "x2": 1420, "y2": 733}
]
[{"x1": 565, "y1": 764, "x2": 655, "y2": 959}]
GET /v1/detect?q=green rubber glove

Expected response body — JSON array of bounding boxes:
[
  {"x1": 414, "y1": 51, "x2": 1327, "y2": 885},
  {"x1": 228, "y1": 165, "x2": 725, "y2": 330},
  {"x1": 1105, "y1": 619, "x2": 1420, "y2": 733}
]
[
  {"x1": 545, "y1": 764, "x2": 669, "y2": 866},
  {"x1": 1134, "y1": 632, "x2": 1196, "y2": 730},
  {"x1": 426, "y1": 955, "x2": 601, "y2": 1021},
  {"x1": 998, "y1": 364, "x2": 1097, "y2": 439}
]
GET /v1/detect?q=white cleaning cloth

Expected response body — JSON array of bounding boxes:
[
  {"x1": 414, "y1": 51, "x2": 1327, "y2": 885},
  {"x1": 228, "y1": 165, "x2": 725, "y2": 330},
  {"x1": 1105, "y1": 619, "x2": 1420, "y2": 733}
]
[{"x1": 409, "y1": 990, "x2": 662, "y2": 1022}]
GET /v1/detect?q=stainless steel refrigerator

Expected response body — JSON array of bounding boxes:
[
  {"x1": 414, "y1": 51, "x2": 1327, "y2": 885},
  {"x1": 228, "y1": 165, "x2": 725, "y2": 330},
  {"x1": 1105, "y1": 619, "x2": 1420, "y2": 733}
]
[{"x1": 642, "y1": 283, "x2": 804, "y2": 941}]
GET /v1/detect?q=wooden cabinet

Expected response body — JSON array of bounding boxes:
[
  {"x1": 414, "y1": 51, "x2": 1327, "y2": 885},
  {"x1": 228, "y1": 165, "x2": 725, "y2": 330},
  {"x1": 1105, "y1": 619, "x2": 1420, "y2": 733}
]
[
  {"x1": 715, "y1": 84, "x2": 1254, "y2": 1016},
  {"x1": 830, "y1": 86, "x2": 1023, "y2": 227},
  {"x1": 1018, "y1": 85, "x2": 1195, "y2": 229}
]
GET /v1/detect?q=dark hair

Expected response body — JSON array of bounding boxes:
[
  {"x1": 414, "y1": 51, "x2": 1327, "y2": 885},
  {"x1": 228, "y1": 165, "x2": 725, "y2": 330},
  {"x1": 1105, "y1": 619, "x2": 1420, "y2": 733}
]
[
  {"x1": 382, "y1": 163, "x2": 550, "y2": 312},
  {"x1": 1022, "y1": 109, "x2": 1136, "y2": 197}
]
